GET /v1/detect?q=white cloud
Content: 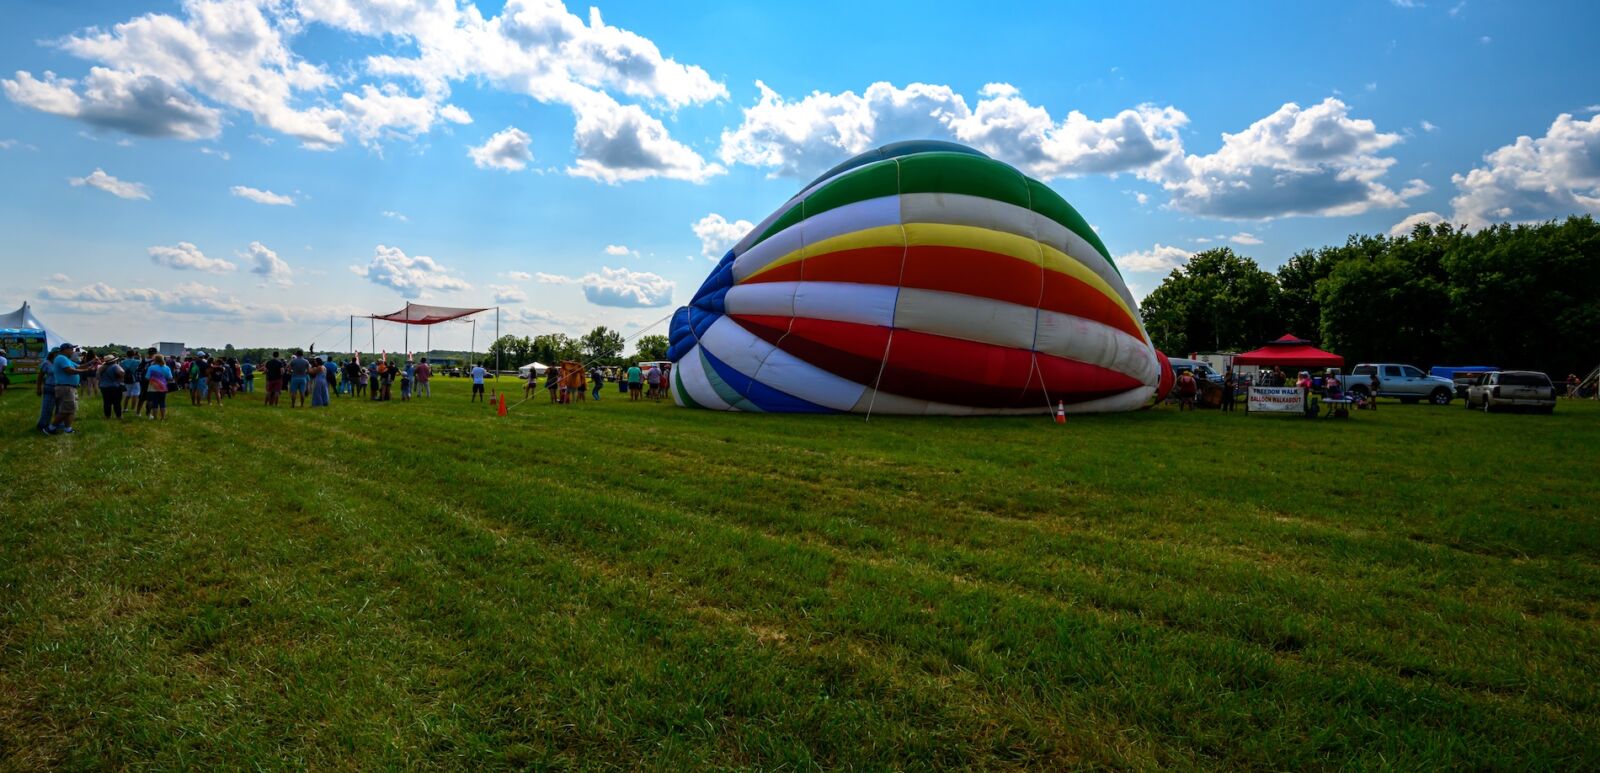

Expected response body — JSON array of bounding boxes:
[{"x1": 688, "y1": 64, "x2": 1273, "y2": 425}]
[
  {"x1": 511, "y1": 306, "x2": 579, "y2": 327},
  {"x1": 341, "y1": 82, "x2": 470, "y2": 144},
  {"x1": 1389, "y1": 211, "x2": 1448, "y2": 236},
  {"x1": 566, "y1": 91, "x2": 723, "y2": 183},
  {"x1": 468, "y1": 126, "x2": 534, "y2": 171},
  {"x1": 69, "y1": 168, "x2": 150, "y2": 200},
  {"x1": 502, "y1": 270, "x2": 533, "y2": 281},
  {"x1": 47, "y1": 273, "x2": 71, "y2": 283},
  {"x1": 199, "y1": 146, "x2": 230, "y2": 159},
  {"x1": 49, "y1": 2, "x2": 342, "y2": 146},
  {"x1": 719, "y1": 80, "x2": 1187, "y2": 181},
  {"x1": 243, "y1": 240, "x2": 292, "y2": 286},
  {"x1": 535, "y1": 266, "x2": 674, "y2": 307},
  {"x1": 382, "y1": 210, "x2": 408, "y2": 221},
  {"x1": 1116, "y1": 244, "x2": 1193, "y2": 273},
  {"x1": 1157, "y1": 98, "x2": 1416, "y2": 219},
  {"x1": 489, "y1": 283, "x2": 528, "y2": 303},
  {"x1": 1448, "y1": 112, "x2": 1600, "y2": 227},
  {"x1": 1134, "y1": 192, "x2": 1150, "y2": 205},
  {"x1": 149, "y1": 242, "x2": 236, "y2": 273},
  {"x1": 692, "y1": 213, "x2": 754, "y2": 259},
  {"x1": 351, "y1": 244, "x2": 470, "y2": 298},
  {"x1": 230, "y1": 185, "x2": 295, "y2": 206},
  {"x1": 577, "y1": 266, "x2": 673, "y2": 307},
  {"x1": 8, "y1": 0, "x2": 720, "y2": 162},
  {"x1": 1229, "y1": 232, "x2": 1263, "y2": 245},
  {"x1": 1391, "y1": 0, "x2": 1424, "y2": 7},
  {"x1": 39, "y1": 280, "x2": 357, "y2": 324},
  {"x1": 1421, "y1": 120, "x2": 1439, "y2": 132},
  {"x1": 3, "y1": 68, "x2": 223, "y2": 140},
  {"x1": 603, "y1": 244, "x2": 636, "y2": 257}
]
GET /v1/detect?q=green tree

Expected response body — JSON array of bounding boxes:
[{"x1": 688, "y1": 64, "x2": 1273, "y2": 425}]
[
  {"x1": 1139, "y1": 248, "x2": 1282, "y2": 355},
  {"x1": 531, "y1": 333, "x2": 580, "y2": 364},
  {"x1": 632, "y1": 334, "x2": 670, "y2": 362},
  {"x1": 580, "y1": 326, "x2": 625, "y2": 363}
]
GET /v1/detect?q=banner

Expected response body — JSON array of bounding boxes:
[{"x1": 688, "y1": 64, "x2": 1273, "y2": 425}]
[{"x1": 1248, "y1": 386, "x2": 1304, "y2": 413}]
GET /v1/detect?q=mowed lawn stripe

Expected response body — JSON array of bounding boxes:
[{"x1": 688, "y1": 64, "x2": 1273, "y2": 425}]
[{"x1": 1, "y1": 381, "x2": 1596, "y2": 768}]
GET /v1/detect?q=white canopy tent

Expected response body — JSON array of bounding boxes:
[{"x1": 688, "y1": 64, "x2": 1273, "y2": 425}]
[
  {"x1": 517, "y1": 362, "x2": 550, "y2": 378},
  {"x1": 0, "y1": 301, "x2": 65, "y2": 349}
]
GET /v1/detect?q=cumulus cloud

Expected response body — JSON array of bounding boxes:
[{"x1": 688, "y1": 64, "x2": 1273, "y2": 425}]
[
  {"x1": 350, "y1": 244, "x2": 470, "y2": 298},
  {"x1": 510, "y1": 306, "x2": 580, "y2": 327},
  {"x1": 47, "y1": 273, "x2": 72, "y2": 283},
  {"x1": 8, "y1": 0, "x2": 721, "y2": 164},
  {"x1": 3, "y1": 68, "x2": 222, "y2": 140},
  {"x1": 719, "y1": 80, "x2": 1187, "y2": 181},
  {"x1": 1448, "y1": 112, "x2": 1600, "y2": 227},
  {"x1": 1389, "y1": 211, "x2": 1448, "y2": 236},
  {"x1": 1229, "y1": 232, "x2": 1263, "y2": 245},
  {"x1": 39, "y1": 279, "x2": 356, "y2": 324},
  {"x1": 1116, "y1": 244, "x2": 1193, "y2": 273},
  {"x1": 489, "y1": 283, "x2": 528, "y2": 303},
  {"x1": 502, "y1": 270, "x2": 533, "y2": 281},
  {"x1": 243, "y1": 240, "x2": 292, "y2": 285},
  {"x1": 536, "y1": 266, "x2": 673, "y2": 307},
  {"x1": 382, "y1": 210, "x2": 408, "y2": 221},
  {"x1": 69, "y1": 168, "x2": 149, "y2": 200},
  {"x1": 603, "y1": 244, "x2": 636, "y2": 257},
  {"x1": 230, "y1": 185, "x2": 295, "y2": 206},
  {"x1": 1157, "y1": 98, "x2": 1415, "y2": 219},
  {"x1": 469, "y1": 126, "x2": 533, "y2": 171},
  {"x1": 566, "y1": 92, "x2": 723, "y2": 183},
  {"x1": 692, "y1": 213, "x2": 754, "y2": 259},
  {"x1": 148, "y1": 241, "x2": 237, "y2": 273}
]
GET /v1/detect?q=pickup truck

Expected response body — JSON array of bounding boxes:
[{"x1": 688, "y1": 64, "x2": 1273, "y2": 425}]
[{"x1": 1341, "y1": 363, "x2": 1456, "y2": 405}]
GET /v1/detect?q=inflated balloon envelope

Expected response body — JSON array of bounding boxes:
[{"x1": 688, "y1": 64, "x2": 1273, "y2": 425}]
[{"x1": 668, "y1": 140, "x2": 1176, "y2": 415}]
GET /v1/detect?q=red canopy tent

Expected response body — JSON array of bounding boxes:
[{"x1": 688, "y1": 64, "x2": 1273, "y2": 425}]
[
  {"x1": 353, "y1": 302, "x2": 499, "y2": 370},
  {"x1": 1233, "y1": 334, "x2": 1344, "y2": 368}
]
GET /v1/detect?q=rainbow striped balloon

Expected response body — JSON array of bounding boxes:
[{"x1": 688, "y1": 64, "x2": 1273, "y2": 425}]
[{"x1": 666, "y1": 140, "x2": 1174, "y2": 415}]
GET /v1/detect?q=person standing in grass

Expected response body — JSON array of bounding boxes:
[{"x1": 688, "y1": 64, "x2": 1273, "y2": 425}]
[
  {"x1": 35, "y1": 343, "x2": 61, "y2": 433},
  {"x1": 241, "y1": 358, "x2": 255, "y2": 393},
  {"x1": 414, "y1": 358, "x2": 431, "y2": 397},
  {"x1": 1221, "y1": 367, "x2": 1236, "y2": 413},
  {"x1": 1174, "y1": 369, "x2": 1197, "y2": 411},
  {"x1": 288, "y1": 349, "x2": 311, "y2": 407},
  {"x1": 310, "y1": 357, "x2": 330, "y2": 407},
  {"x1": 120, "y1": 350, "x2": 141, "y2": 414},
  {"x1": 470, "y1": 362, "x2": 487, "y2": 402},
  {"x1": 646, "y1": 365, "x2": 661, "y2": 401},
  {"x1": 47, "y1": 345, "x2": 105, "y2": 435},
  {"x1": 627, "y1": 363, "x2": 642, "y2": 401},
  {"x1": 544, "y1": 364, "x2": 558, "y2": 403},
  {"x1": 206, "y1": 358, "x2": 225, "y2": 407},
  {"x1": 262, "y1": 352, "x2": 284, "y2": 406},
  {"x1": 144, "y1": 354, "x2": 173, "y2": 420},
  {"x1": 97, "y1": 355, "x2": 125, "y2": 419},
  {"x1": 590, "y1": 366, "x2": 603, "y2": 401},
  {"x1": 400, "y1": 361, "x2": 412, "y2": 401},
  {"x1": 0, "y1": 350, "x2": 8, "y2": 398}
]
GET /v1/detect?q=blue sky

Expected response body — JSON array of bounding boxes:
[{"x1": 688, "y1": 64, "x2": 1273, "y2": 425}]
[{"x1": 3, "y1": 0, "x2": 1598, "y2": 350}]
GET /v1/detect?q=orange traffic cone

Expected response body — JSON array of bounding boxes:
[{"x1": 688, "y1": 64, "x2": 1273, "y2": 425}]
[
  {"x1": 497, "y1": 392, "x2": 507, "y2": 417},
  {"x1": 1054, "y1": 400, "x2": 1066, "y2": 424}
]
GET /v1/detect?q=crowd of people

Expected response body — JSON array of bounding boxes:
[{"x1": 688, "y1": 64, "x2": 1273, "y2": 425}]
[
  {"x1": 20, "y1": 341, "x2": 683, "y2": 436},
  {"x1": 525, "y1": 362, "x2": 670, "y2": 405}
]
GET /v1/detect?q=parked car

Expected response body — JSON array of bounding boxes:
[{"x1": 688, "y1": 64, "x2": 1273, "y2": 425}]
[
  {"x1": 1344, "y1": 363, "x2": 1456, "y2": 405},
  {"x1": 1464, "y1": 371, "x2": 1556, "y2": 413},
  {"x1": 1167, "y1": 357, "x2": 1223, "y2": 385}
]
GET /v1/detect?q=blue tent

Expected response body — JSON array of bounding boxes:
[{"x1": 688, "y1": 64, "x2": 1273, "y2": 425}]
[{"x1": 0, "y1": 302, "x2": 65, "y2": 350}]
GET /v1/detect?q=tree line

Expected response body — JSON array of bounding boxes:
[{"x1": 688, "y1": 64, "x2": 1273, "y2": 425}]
[
  {"x1": 483, "y1": 327, "x2": 669, "y2": 370},
  {"x1": 1138, "y1": 216, "x2": 1600, "y2": 376}
]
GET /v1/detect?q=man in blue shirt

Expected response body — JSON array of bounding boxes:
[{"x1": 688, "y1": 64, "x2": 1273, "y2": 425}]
[
  {"x1": 241, "y1": 359, "x2": 256, "y2": 393},
  {"x1": 470, "y1": 363, "x2": 487, "y2": 402},
  {"x1": 47, "y1": 344, "x2": 105, "y2": 434}
]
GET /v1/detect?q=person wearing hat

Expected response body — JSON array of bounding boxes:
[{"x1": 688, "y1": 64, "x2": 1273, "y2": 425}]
[{"x1": 46, "y1": 343, "x2": 108, "y2": 435}]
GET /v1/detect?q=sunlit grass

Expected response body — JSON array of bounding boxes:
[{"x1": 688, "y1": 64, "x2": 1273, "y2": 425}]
[{"x1": 1, "y1": 380, "x2": 1596, "y2": 768}]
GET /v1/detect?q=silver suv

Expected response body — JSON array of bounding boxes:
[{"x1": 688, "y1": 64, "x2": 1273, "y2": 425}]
[{"x1": 1465, "y1": 371, "x2": 1556, "y2": 413}]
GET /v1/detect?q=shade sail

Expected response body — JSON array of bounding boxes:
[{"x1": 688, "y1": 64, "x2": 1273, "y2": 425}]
[
  {"x1": 370, "y1": 303, "x2": 489, "y2": 325},
  {"x1": 1232, "y1": 334, "x2": 1344, "y2": 367}
]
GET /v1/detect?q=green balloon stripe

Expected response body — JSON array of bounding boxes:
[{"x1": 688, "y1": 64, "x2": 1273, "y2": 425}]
[{"x1": 745, "y1": 151, "x2": 1115, "y2": 274}]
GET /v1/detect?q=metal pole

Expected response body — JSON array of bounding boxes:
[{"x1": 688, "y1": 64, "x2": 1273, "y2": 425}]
[
  {"x1": 404, "y1": 302, "x2": 410, "y2": 359},
  {"x1": 370, "y1": 317, "x2": 375, "y2": 352},
  {"x1": 495, "y1": 307, "x2": 501, "y2": 374},
  {"x1": 471, "y1": 320, "x2": 476, "y2": 365},
  {"x1": 349, "y1": 315, "x2": 353, "y2": 354}
]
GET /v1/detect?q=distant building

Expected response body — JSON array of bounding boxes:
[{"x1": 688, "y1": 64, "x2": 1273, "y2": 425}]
[{"x1": 157, "y1": 342, "x2": 185, "y2": 358}]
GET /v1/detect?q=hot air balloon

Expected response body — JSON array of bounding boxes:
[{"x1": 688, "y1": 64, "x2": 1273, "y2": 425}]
[{"x1": 666, "y1": 140, "x2": 1172, "y2": 415}]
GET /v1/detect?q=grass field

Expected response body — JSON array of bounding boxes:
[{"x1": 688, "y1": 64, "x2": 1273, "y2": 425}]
[{"x1": 1, "y1": 378, "x2": 1597, "y2": 769}]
